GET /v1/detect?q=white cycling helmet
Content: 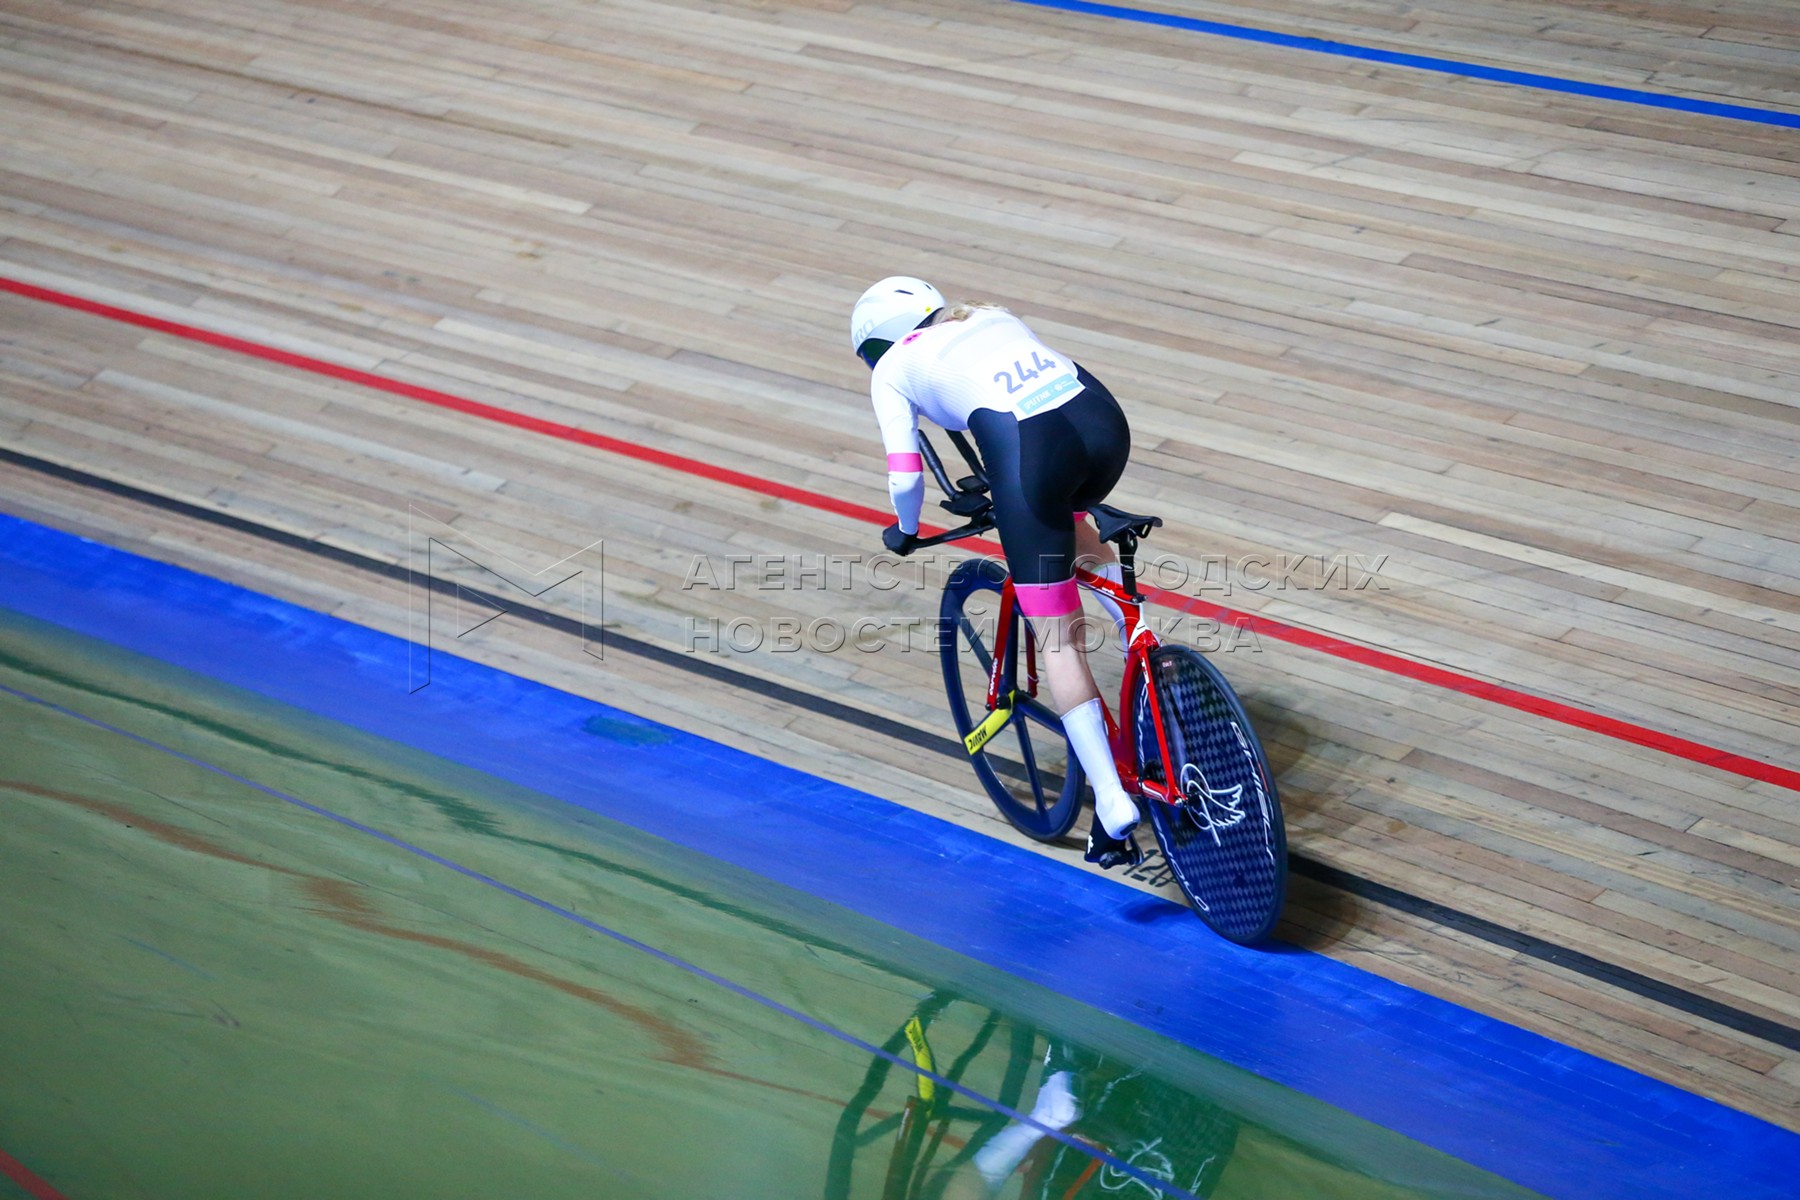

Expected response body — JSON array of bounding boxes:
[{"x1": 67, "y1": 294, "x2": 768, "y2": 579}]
[{"x1": 850, "y1": 276, "x2": 944, "y2": 368}]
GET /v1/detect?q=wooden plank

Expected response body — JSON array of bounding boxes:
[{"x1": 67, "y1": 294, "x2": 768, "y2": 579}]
[{"x1": 2, "y1": 0, "x2": 1798, "y2": 1130}]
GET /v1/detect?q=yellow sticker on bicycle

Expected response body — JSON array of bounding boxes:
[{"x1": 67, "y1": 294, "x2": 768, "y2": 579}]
[
  {"x1": 903, "y1": 1015, "x2": 936, "y2": 1101},
  {"x1": 964, "y1": 692, "x2": 1016, "y2": 756}
]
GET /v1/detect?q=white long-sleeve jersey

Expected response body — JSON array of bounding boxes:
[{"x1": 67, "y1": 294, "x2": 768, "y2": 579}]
[{"x1": 869, "y1": 308, "x2": 1085, "y2": 533}]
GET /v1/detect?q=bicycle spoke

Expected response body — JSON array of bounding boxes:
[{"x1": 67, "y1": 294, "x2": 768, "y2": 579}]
[
  {"x1": 985, "y1": 749, "x2": 1039, "y2": 789},
  {"x1": 957, "y1": 614, "x2": 992, "y2": 672},
  {"x1": 1012, "y1": 719, "x2": 1046, "y2": 815}
]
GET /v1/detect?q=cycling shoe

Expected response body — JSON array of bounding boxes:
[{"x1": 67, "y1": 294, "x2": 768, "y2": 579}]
[{"x1": 1084, "y1": 827, "x2": 1144, "y2": 871}]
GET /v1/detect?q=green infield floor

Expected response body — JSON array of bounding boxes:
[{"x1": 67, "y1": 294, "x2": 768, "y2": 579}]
[{"x1": 0, "y1": 604, "x2": 1544, "y2": 1200}]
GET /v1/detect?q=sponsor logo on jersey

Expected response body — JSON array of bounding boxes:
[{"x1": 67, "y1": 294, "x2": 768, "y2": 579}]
[{"x1": 1017, "y1": 372, "x2": 1081, "y2": 415}]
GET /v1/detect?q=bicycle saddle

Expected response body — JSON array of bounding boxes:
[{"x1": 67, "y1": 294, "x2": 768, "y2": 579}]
[{"x1": 1085, "y1": 503, "x2": 1162, "y2": 543}]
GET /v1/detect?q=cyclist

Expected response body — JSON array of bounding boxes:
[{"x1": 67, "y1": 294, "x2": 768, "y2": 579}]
[
  {"x1": 850, "y1": 276, "x2": 1143, "y2": 868},
  {"x1": 960, "y1": 1040, "x2": 1239, "y2": 1198}
]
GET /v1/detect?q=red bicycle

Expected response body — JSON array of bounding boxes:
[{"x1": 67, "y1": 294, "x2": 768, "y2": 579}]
[{"x1": 912, "y1": 432, "x2": 1286, "y2": 944}]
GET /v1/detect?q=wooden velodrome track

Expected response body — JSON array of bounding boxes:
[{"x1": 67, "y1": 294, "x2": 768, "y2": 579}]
[{"x1": 1, "y1": 0, "x2": 1796, "y2": 1133}]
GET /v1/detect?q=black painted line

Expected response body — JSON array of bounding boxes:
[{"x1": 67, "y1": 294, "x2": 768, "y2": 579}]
[
  {"x1": 1289, "y1": 859, "x2": 1800, "y2": 1052},
  {"x1": 4, "y1": 443, "x2": 1796, "y2": 1054}
]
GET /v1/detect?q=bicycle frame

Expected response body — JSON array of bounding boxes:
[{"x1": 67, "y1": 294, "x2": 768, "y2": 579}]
[
  {"x1": 912, "y1": 429, "x2": 1182, "y2": 808},
  {"x1": 918, "y1": 435, "x2": 1286, "y2": 938},
  {"x1": 978, "y1": 552, "x2": 1183, "y2": 809}
]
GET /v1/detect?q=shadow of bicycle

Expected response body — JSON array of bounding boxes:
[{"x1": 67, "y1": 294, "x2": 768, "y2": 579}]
[{"x1": 1236, "y1": 692, "x2": 1363, "y2": 953}]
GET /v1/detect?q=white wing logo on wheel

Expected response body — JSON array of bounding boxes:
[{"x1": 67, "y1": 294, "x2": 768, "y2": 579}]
[{"x1": 1179, "y1": 761, "x2": 1246, "y2": 843}]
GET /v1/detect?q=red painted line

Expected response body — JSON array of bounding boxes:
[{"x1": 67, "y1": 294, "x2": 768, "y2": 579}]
[
  {"x1": 1155, "y1": 592, "x2": 1800, "y2": 792},
  {"x1": 5, "y1": 274, "x2": 1796, "y2": 795},
  {"x1": 0, "y1": 277, "x2": 888, "y2": 528},
  {"x1": 0, "y1": 1146, "x2": 71, "y2": 1200}
]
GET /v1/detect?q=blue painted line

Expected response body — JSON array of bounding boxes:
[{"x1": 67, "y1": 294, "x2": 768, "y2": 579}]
[
  {"x1": 0, "y1": 679, "x2": 1203, "y2": 1200},
  {"x1": 1011, "y1": 0, "x2": 1800, "y2": 129},
  {"x1": 118, "y1": 936, "x2": 215, "y2": 979},
  {"x1": 450, "y1": 1090, "x2": 635, "y2": 1176},
  {"x1": 2, "y1": 511, "x2": 1797, "y2": 1199}
]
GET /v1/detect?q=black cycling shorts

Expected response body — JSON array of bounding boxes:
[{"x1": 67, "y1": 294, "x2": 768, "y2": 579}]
[{"x1": 966, "y1": 365, "x2": 1131, "y2": 588}]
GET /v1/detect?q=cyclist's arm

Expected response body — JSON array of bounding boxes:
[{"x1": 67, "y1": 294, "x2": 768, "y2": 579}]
[{"x1": 871, "y1": 368, "x2": 925, "y2": 535}]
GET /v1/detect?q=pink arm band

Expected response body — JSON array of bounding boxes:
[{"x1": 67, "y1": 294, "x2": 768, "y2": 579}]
[{"x1": 887, "y1": 452, "x2": 923, "y2": 472}]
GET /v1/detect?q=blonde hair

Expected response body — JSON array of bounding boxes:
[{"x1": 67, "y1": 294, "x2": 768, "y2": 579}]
[{"x1": 940, "y1": 301, "x2": 1009, "y2": 323}]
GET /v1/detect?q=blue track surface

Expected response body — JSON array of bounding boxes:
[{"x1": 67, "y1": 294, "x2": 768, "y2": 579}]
[
  {"x1": 2, "y1": 511, "x2": 1795, "y2": 1200},
  {"x1": 1012, "y1": 0, "x2": 1800, "y2": 129}
]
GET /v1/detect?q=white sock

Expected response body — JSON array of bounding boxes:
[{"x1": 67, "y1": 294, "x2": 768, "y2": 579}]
[
  {"x1": 973, "y1": 1120, "x2": 1038, "y2": 1185},
  {"x1": 1030, "y1": 1069, "x2": 1081, "y2": 1128},
  {"x1": 1062, "y1": 698, "x2": 1139, "y2": 839},
  {"x1": 972, "y1": 1070, "x2": 1080, "y2": 1185},
  {"x1": 1087, "y1": 562, "x2": 1129, "y2": 649}
]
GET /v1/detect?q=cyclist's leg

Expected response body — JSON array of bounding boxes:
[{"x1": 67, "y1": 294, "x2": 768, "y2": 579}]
[
  {"x1": 964, "y1": 408, "x2": 1100, "y2": 708},
  {"x1": 970, "y1": 1043, "x2": 1083, "y2": 1189},
  {"x1": 968, "y1": 397, "x2": 1117, "y2": 681},
  {"x1": 1074, "y1": 517, "x2": 1111, "y2": 568},
  {"x1": 1036, "y1": 638, "x2": 1141, "y2": 843},
  {"x1": 1073, "y1": 517, "x2": 1129, "y2": 646},
  {"x1": 1069, "y1": 369, "x2": 1134, "y2": 646},
  {"x1": 1041, "y1": 381, "x2": 1139, "y2": 837},
  {"x1": 1029, "y1": 610, "x2": 1099, "y2": 707},
  {"x1": 967, "y1": 405, "x2": 1139, "y2": 842}
]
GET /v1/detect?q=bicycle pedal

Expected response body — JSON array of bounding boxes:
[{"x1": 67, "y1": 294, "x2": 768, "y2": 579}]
[{"x1": 1084, "y1": 829, "x2": 1143, "y2": 871}]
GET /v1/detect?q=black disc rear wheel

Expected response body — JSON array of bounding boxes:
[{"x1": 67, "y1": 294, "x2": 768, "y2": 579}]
[
  {"x1": 1136, "y1": 645, "x2": 1286, "y2": 943},
  {"x1": 938, "y1": 559, "x2": 1084, "y2": 841}
]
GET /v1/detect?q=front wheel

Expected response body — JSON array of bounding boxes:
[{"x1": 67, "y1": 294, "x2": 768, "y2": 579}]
[
  {"x1": 939, "y1": 558, "x2": 1085, "y2": 841},
  {"x1": 1136, "y1": 645, "x2": 1286, "y2": 943}
]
